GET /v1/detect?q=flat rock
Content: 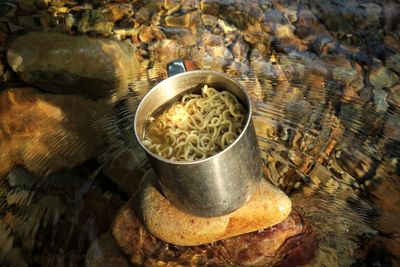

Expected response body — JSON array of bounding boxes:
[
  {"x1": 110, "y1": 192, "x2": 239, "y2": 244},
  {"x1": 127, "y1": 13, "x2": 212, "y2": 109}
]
[
  {"x1": 139, "y1": 173, "x2": 291, "y2": 246},
  {"x1": 7, "y1": 32, "x2": 139, "y2": 100},
  {"x1": 112, "y1": 201, "x2": 316, "y2": 266}
]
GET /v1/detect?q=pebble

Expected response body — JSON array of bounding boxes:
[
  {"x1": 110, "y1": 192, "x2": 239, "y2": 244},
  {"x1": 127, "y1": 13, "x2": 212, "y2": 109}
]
[
  {"x1": 285, "y1": 5, "x2": 297, "y2": 23},
  {"x1": 369, "y1": 65, "x2": 399, "y2": 90},
  {"x1": 373, "y1": 89, "x2": 389, "y2": 113},
  {"x1": 200, "y1": 0, "x2": 235, "y2": 17},
  {"x1": 78, "y1": 10, "x2": 114, "y2": 35},
  {"x1": 264, "y1": 9, "x2": 288, "y2": 24},
  {"x1": 105, "y1": 3, "x2": 134, "y2": 22},
  {"x1": 217, "y1": 18, "x2": 236, "y2": 33},
  {"x1": 163, "y1": 0, "x2": 181, "y2": 11},
  {"x1": 332, "y1": 66, "x2": 358, "y2": 85},
  {"x1": 151, "y1": 13, "x2": 161, "y2": 26},
  {"x1": 150, "y1": 39, "x2": 181, "y2": 64},
  {"x1": 387, "y1": 84, "x2": 400, "y2": 109},
  {"x1": 0, "y1": 3, "x2": 17, "y2": 22},
  {"x1": 86, "y1": 232, "x2": 130, "y2": 267},
  {"x1": 230, "y1": 36, "x2": 249, "y2": 61},
  {"x1": 16, "y1": 15, "x2": 42, "y2": 30},
  {"x1": 7, "y1": 22, "x2": 24, "y2": 33},
  {"x1": 139, "y1": 25, "x2": 154, "y2": 43},
  {"x1": 201, "y1": 14, "x2": 217, "y2": 27},
  {"x1": 385, "y1": 53, "x2": 400, "y2": 75},
  {"x1": 160, "y1": 26, "x2": 197, "y2": 46},
  {"x1": 134, "y1": 7, "x2": 150, "y2": 25},
  {"x1": 151, "y1": 26, "x2": 167, "y2": 40}
]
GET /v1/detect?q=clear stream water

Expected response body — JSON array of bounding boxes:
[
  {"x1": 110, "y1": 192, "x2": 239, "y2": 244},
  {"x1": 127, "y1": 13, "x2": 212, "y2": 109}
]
[{"x1": 0, "y1": 0, "x2": 399, "y2": 266}]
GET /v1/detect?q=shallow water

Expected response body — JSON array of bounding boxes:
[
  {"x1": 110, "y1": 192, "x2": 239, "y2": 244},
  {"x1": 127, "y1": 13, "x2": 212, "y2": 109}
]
[{"x1": 0, "y1": 0, "x2": 399, "y2": 266}]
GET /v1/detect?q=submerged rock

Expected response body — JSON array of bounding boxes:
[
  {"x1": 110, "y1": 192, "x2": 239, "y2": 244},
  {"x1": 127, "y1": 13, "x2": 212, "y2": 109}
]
[
  {"x1": 0, "y1": 87, "x2": 110, "y2": 177},
  {"x1": 101, "y1": 149, "x2": 147, "y2": 196},
  {"x1": 200, "y1": 0, "x2": 262, "y2": 29},
  {"x1": 310, "y1": 0, "x2": 382, "y2": 35},
  {"x1": 373, "y1": 89, "x2": 389, "y2": 113},
  {"x1": 0, "y1": 3, "x2": 17, "y2": 22},
  {"x1": 369, "y1": 65, "x2": 399, "y2": 90},
  {"x1": 7, "y1": 32, "x2": 139, "y2": 100},
  {"x1": 386, "y1": 54, "x2": 400, "y2": 75},
  {"x1": 148, "y1": 39, "x2": 182, "y2": 65},
  {"x1": 201, "y1": 14, "x2": 217, "y2": 27},
  {"x1": 112, "y1": 200, "x2": 316, "y2": 266},
  {"x1": 388, "y1": 84, "x2": 400, "y2": 109},
  {"x1": 86, "y1": 232, "x2": 130, "y2": 267},
  {"x1": 332, "y1": 66, "x2": 358, "y2": 85},
  {"x1": 160, "y1": 26, "x2": 197, "y2": 46},
  {"x1": 164, "y1": 10, "x2": 201, "y2": 29},
  {"x1": 78, "y1": 9, "x2": 114, "y2": 35}
]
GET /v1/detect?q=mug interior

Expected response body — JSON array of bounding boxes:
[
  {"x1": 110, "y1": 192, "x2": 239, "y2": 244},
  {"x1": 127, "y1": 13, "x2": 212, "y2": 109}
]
[{"x1": 134, "y1": 70, "x2": 253, "y2": 164}]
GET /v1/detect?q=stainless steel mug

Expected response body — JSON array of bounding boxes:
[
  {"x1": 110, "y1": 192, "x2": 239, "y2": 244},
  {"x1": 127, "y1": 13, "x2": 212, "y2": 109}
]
[{"x1": 134, "y1": 60, "x2": 262, "y2": 217}]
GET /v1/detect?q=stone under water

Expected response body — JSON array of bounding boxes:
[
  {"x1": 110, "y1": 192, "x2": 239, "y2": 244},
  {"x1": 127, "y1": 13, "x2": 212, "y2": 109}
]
[{"x1": 7, "y1": 32, "x2": 139, "y2": 100}]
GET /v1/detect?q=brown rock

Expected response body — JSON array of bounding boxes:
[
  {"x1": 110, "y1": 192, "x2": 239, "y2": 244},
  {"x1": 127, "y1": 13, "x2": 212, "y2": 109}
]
[
  {"x1": 150, "y1": 39, "x2": 182, "y2": 64},
  {"x1": 386, "y1": 53, "x2": 400, "y2": 75},
  {"x1": 101, "y1": 149, "x2": 147, "y2": 196},
  {"x1": 388, "y1": 84, "x2": 400, "y2": 109},
  {"x1": 369, "y1": 65, "x2": 399, "y2": 90},
  {"x1": 202, "y1": 32, "x2": 230, "y2": 58},
  {"x1": 139, "y1": 175, "x2": 291, "y2": 246},
  {"x1": 244, "y1": 22, "x2": 267, "y2": 45},
  {"x1": 160, "y1": 26, "x2": 197, "y2": 46},
  {"x1": 151, "y1": 26, "x2": 166, "y2": 40},
  {"x1": 134, "y1": 7, "x2": 150, "y2": 25},
  {"x1": 112, "y1": 203, "x2": 315, "y2": 266},
  {"x1": 0, "y1": 3, "x2": 17, "y2": 22},
  {"x1": 164, "y1": 11, "x2": 201, "y2": 29},
  {"x1": 29, "y1": 186, "x2": 125, "y2": 267},
  {"x1": 138, "y1": 26, "x2": 154, "y2": 43},
  {"x1": 7, "y1": 32, "x2": 139, "y2": 100},
  {"x1": 384, "y1": 35, "x2": 400, "y2": 53},
  {"x1": 77, "y1": 9, "x2": 114, "y2": 35},
  {"x1": 104, "y1": 3, "x2": 134, "y2": 22},
  {"x1": 85, "y1": 232, "x2": 130, "y2": 267},
  {"x1": 0, "y1": 54, "x2": 4, "y2": 78},
  {"x1": 201, "y1": 14, "x2": 217, "y2": 27},
  {"x1": 368, "y1": 170, "x2": 400, "y2": 235},
  {"x1": 0, "y1": 87, "x2": 110, "y2": 177}
]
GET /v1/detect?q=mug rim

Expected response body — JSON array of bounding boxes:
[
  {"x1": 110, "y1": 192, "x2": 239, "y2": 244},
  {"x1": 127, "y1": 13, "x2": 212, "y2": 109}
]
[{"x1": 134, "y1": 70, "x2": 253, "y2": 166}]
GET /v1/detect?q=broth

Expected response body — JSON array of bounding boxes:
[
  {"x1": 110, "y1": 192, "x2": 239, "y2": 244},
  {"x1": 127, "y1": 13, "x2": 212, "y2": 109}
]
[{"x1": 142, "y1": 85, "x2": 247, "y2": 161}]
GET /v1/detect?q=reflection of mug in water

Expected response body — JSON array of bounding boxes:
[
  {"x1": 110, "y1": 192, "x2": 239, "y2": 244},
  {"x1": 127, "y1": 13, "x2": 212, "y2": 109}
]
[
  {"x1": 142, "y1": 84, "x2": 247, "y2": 162},
  {"x1": 134, "y1": 69, "x2": 262, "y2": 217}
]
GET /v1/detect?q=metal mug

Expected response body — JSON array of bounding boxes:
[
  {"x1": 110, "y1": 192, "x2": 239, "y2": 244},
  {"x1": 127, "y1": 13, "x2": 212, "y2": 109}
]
[{"x1": 134, "y1": 60, "x2": 262, "y2": 217}]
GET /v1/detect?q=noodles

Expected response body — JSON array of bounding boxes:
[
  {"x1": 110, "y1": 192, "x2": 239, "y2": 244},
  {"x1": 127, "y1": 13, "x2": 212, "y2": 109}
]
[{"x1": 143, "y1": 85, "x2": 246, "y2": 161}]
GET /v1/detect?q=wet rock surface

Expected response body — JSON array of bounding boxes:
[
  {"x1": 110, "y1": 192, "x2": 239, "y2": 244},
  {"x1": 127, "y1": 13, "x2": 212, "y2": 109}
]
[
  {"x1": 0, "y1": 0, "x2": 398, "y2": 266},
  {"x1": 7, "y1": 32, "x2": 139, "y2": 100},
  {"x1": 0, "y1": 87, "x2": 111, "y2": 178},
  {"x1": 86, "y1": 231, "x2": 130, "y2": 267},
  {"x1": 112, "y1": 199, "x2": 315, "y2": 267}
]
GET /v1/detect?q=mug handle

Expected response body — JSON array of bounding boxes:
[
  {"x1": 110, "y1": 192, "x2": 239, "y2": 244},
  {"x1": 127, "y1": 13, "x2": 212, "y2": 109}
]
[{"x1": 167, "y1": 60, "x2": 198, "y2": 77}]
